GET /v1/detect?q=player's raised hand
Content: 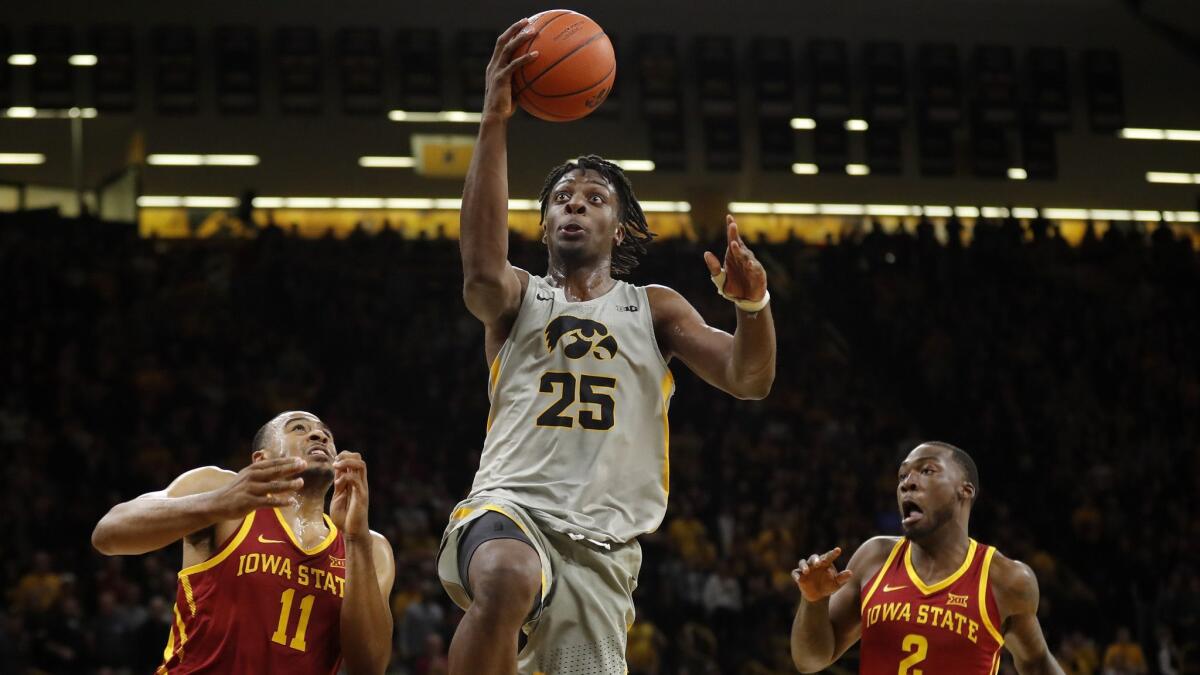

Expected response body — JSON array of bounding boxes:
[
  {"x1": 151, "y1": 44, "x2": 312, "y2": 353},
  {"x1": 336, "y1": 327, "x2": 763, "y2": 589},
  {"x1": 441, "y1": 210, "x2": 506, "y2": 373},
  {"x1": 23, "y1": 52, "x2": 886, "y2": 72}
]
[
  {"x1": 483, "y1": 18, "x2": 540, "y2": 121},
  {"x1": 331, "y1": 451, "x2": 370, "y2": 539},
  {"x1": 704, "y1": 215, "x2": 768, "y2": 303},
  {"x1": 211, "y1": 457, "x2": 306, "y2": 520},
  {"x1": 792, "y1": 547, "x2": 854, "y2": 603}
]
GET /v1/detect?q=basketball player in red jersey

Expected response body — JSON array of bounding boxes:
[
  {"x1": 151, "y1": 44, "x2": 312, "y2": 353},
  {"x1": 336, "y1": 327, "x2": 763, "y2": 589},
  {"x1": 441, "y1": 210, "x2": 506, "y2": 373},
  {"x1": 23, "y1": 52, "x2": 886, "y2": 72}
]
[
  {"x1": 789, "y1": 442, "x2": 1064, "y2": 675},
  {"x1": 91, "y1": 411, "x2": 395, "y2": 674}
]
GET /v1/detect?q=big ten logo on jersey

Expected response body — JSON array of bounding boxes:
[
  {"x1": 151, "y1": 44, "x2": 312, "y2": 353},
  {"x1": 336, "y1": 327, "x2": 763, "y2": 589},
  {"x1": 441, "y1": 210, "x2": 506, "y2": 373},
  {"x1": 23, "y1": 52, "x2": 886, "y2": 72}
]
[
  {"x1": 236, "y1": 552, "x2": 346, "y2": 598},
  {"x1": 543, "y1": 315, "x2": 618, "y2": 360},
  {"x1": 864, "y1": 599, "x2": 983, "y2": 644}
]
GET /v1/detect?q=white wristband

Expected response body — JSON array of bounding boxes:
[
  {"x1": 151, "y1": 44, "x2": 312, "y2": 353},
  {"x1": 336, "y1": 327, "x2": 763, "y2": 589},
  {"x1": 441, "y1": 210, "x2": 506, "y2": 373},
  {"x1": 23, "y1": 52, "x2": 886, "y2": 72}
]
[{"x1": 710, "y1": 269, "x2": 770, "y2": 313}]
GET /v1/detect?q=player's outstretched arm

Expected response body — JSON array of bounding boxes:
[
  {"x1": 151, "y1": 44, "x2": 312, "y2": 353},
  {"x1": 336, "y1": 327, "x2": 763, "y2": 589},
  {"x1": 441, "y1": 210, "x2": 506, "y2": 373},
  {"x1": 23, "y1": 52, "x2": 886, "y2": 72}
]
[
  {"x1": 91, "y1": 458, "x2": 305, "y2": 556},
  {"x1": 460, "y1": 18, "x2": 538, "y2": 328},
  {"x1": 332, "y1": 451, "x2": 395, "y2": 675},
  {"x1": 993, "y1": 556, "x2": 1066, "y2": 675},
  {"x1": 790, "y1": 538, "x2": 892, "y2": 673},
  {"x1": 647, "y1": 215, "x2": 776, "y2": 400}
]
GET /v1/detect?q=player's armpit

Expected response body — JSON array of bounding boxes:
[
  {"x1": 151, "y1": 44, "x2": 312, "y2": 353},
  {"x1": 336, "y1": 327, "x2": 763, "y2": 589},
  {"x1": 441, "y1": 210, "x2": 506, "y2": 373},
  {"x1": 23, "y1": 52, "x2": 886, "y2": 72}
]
[
  {"x1": 463, "y1": 262, "x2": 528, "y2": 325},
  {"x1": 467, "y1": 266, "x2": 531, "y2": 364},
  {"x1": 992, "y1": 557, "x2": 1066, "y2": 675}
]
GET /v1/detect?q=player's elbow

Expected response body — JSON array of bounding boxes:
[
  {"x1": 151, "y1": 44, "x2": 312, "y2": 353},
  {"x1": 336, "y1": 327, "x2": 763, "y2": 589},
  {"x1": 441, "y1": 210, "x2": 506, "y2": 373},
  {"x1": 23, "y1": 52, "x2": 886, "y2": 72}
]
[
  {"x1": 91, "y1": 519, "x2": 120, "y2": 556},
  {"x1": 343, "y1": 648, "x2": 391, "y2": 675},
  {"x1": 735, "y1": 374, "x2": 774, "y2": 400},
  {"x1": 790, "y1": 646, "x2": 830, "y2": 673}
]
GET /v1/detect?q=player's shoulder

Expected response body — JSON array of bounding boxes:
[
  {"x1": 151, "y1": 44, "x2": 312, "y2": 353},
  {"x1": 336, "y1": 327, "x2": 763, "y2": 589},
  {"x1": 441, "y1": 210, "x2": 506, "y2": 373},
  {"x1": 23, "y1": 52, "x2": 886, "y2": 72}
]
[
  {"x1": 165, "y1": 465, "x2": 237, "y2": 498},
  {"x1": 849, "y1": 536, "x2": 902, "y2": 567},
  {"x1": 644, "y1": 284, "x2": 690, "y2": 318},
  {"x1": 367, "y1": 529, "x2": 392, "y2": 551},
  {"x1": 643, "y1": 283, "x2": 681, "y2": 299},
  {"x1": 982, "y1": 547, "x2": 1040, "y2": 611}
]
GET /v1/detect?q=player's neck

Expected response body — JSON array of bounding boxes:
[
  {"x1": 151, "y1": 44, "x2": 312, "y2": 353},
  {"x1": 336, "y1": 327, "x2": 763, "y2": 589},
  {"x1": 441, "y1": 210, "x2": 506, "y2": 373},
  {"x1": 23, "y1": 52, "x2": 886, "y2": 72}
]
[
  {"x1": 547, "y1": 260, "x2": 616, "y2": 301},
  {"x1": 276, "y1": 495, "x2": 329, "y2": 544},
  {"x1": 908, "y1": 521, "x2": 971, "y2": 575}
]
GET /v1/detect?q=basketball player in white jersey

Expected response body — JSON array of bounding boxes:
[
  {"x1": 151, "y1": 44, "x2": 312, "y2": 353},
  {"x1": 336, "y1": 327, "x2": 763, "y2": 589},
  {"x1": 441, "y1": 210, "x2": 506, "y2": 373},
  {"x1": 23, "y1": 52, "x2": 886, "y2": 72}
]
[{"x1": 437, "y1": 18, "x2": 777, "y2": 675}]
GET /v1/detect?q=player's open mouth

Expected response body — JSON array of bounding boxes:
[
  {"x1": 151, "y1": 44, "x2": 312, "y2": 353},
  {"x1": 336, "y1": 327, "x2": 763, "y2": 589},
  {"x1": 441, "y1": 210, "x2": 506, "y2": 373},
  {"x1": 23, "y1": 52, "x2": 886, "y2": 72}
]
[
  {"x1": 559, "y1": 222, "x2": 584, "y2": 234},
  {"x1": 306, "y1": 445, "x2": 331, "y2": 459},
  {"x1": 901, "y1": 500, "x2": 924, "y2": 525}
]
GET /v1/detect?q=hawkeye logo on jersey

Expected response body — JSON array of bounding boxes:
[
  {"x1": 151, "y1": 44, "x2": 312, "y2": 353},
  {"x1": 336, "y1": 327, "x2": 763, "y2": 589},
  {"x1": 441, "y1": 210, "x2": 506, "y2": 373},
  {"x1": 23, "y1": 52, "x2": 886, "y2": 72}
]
[
  {"x1": 946, "y1": 592, "x2": 969, "y2": 608},
  {"x1": 544, "y1": 316, "x2": 618, "y2": 360}
]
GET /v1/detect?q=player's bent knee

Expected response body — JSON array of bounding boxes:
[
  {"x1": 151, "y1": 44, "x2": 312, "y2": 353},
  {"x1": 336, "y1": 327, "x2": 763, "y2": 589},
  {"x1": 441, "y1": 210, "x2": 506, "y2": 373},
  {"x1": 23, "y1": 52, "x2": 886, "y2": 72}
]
[{"x1": 466, "y1": 538, "x2": 541, "y2": 617}]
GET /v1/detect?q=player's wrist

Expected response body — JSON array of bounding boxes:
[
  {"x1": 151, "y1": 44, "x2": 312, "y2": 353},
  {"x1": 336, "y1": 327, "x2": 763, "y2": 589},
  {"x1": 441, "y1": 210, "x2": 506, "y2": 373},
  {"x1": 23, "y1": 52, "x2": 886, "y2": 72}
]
[
  {"x1": 733, "y1": 290, "x2": 770, "y2": 313},
  {"x1": 709, "y1": 269, "x2": 769, "y2": 313},
  {"x1": 480, "y1": 112, "x2": 511, "y2": 128},
  {"x1": 800, "y1": 591, "x2": 831, "y2": 606},
  {"x1": 194, "y1": 489, "x2": 237, "y2": 522}
]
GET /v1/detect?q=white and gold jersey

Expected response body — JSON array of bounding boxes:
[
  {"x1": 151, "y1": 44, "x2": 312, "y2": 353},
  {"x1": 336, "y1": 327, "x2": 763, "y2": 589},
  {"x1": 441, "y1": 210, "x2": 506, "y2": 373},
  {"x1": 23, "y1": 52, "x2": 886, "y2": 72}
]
[{"x1": 469, "y1": 274, "x2": 674, "y2": 544}]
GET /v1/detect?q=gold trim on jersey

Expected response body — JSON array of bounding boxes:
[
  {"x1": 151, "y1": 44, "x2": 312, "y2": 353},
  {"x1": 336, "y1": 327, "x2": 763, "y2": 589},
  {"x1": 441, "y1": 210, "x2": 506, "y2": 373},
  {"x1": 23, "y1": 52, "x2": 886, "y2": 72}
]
[
  {"x1": 157, "y1": 601, "x2": 188, "y2": 673},
  {"x1": 660, "y1": 370, "x2": 674, "y2": 494},
  {"x1": 273, "y1": 508, "x2": 339, "y2": 556},
  {"x1": 978, "y1": 545, "x2": 1005, "y2": 645},
  {"x1": 178, "y1": 511, "x2": 257, "y2": 578},
  {"x1": 904, "y1": 538, "x2": 978, "y2": 595},
  {"x1": 179, "y1": 575, "x2": 197, "y2": 616},
  {"x1": 861, "y1": 538, "x2": 906, "y2": 611},
  {"x1": 161, "y1": 604, "x2": 177, "y2": 661},
  {"x1": 486, "y1": 353, "x2": 503, "y2": 432}
]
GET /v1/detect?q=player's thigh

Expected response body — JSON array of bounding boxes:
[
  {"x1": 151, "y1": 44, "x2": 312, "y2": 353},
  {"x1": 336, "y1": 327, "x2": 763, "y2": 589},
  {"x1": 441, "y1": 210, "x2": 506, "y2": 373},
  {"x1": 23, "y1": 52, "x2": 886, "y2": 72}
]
[
  {"x1": 467, "y1": 537, "x2": 541, "y2": 609},
  {"x1": 520, "y1": 536, "x2": 641, "y2": 675}
]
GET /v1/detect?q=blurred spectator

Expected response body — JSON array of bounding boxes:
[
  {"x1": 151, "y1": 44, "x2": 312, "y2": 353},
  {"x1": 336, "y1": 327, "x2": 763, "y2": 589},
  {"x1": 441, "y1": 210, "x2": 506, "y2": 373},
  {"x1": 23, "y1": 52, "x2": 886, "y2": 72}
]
[
  {"x1": 1103, "y1": 626, "x2": 1148, "y2": 675},
  {"x1": 1153, "y1": 625, "x2": 1181, "y2": 675},
  {"x1": 12, "y1": 552, "x2": 63, "y2": 615}
]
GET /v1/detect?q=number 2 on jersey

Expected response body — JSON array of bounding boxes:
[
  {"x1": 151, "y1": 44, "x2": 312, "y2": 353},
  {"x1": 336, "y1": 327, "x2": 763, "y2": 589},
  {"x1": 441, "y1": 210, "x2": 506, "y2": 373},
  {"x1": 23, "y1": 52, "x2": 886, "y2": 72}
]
[
  {"x1": 536, "y1": 372, "x2": 616, "y2": 430},
  {"x1": 272, "y1": 589, "x2": 315, "y2": 652},
  {"x1": 898, "y1": 633, "x2": 928, "y2": 675}
]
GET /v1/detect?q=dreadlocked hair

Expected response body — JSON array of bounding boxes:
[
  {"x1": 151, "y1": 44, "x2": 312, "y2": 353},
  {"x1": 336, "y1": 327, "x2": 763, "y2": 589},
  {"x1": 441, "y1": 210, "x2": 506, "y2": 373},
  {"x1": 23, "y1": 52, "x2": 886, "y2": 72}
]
[{"x1": 536, "y1": 154, "x2": 656, "y2": 276}]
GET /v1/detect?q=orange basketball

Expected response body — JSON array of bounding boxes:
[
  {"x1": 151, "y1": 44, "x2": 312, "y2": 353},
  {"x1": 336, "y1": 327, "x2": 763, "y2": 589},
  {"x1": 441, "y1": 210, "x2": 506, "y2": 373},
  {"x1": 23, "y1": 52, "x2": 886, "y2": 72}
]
[{"x1": 513, "y1": 10, "x2": 615, "y2": 122}]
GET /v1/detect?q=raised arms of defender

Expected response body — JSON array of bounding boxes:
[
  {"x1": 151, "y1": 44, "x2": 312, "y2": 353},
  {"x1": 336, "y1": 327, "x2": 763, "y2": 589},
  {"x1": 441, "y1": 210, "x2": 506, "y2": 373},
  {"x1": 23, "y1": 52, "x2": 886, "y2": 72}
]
[{"x1": 93, "y1": 456, "x2": 396, "y2": 675}]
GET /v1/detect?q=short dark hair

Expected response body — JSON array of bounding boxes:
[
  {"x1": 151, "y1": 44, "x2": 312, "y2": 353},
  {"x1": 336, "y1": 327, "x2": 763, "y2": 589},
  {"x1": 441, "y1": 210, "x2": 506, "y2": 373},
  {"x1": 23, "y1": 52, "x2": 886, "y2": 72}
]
[
  {"x1": 927, "y1": 441, "x2": 980, "y2": 500},
  {"x1": 536, "y1": 155, "x2": 656, "y2": 276},
  {"x1": 252, "y1": 420, "x2": 273, "y2": 456}
]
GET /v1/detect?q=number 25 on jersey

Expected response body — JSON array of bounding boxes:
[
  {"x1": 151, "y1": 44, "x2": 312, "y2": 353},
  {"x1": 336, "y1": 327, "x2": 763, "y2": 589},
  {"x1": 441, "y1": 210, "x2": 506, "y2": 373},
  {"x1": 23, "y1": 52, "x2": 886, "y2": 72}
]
[{"x1": 536, "y1": 372, "x2": 616, "y2": 430}]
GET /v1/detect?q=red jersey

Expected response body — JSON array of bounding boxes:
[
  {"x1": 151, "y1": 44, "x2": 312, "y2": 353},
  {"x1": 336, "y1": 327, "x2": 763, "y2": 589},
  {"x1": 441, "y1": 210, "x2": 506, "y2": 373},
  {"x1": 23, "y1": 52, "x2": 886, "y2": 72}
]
[
  {"x1": 157, "y1": 508, "x2": 347, "y2": 674},
  {"x1": 859, "y1": 538, "x2": 1005, "y2": 675}
]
